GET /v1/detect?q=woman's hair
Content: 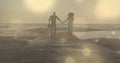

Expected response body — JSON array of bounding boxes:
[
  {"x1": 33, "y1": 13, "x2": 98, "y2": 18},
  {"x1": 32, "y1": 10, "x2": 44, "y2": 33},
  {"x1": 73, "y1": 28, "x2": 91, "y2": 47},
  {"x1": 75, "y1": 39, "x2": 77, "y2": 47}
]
[{"x1": 68, "y1": 12, "x2": 74, "y2": 17}]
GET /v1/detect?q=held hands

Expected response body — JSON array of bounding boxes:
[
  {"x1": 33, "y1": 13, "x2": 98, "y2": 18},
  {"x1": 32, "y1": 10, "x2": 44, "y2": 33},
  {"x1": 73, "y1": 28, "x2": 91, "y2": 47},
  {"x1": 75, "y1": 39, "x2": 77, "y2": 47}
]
[
  {"x1": 62, "y1": 21, "x2": 64, "y2": 24},
  {"x1": 61, "y1": 21, "x2": 66, "y2": 24},
  {"x1": 60, "y1": 20, "x2": 64, "y2": 24}
]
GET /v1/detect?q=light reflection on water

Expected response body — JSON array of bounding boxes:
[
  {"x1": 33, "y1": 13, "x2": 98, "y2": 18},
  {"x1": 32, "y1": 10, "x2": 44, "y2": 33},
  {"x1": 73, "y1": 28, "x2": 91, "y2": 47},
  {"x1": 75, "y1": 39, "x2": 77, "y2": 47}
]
[
  {"x1": 82, "y1": 48, "x2": 91, "y2": 57},
  {"x1": 65, "y1": 56, "x2": 76, "y2": 63},
  {"x1": 60, "y1": 43, "x2": 109, "y2": 63}
]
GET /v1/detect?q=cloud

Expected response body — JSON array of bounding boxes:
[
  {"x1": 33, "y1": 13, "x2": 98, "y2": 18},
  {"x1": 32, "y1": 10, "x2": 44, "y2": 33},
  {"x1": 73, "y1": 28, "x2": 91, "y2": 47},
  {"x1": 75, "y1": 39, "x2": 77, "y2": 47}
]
[{"x1": 95, "y1": 0, "x2": 120, "y2": 20}]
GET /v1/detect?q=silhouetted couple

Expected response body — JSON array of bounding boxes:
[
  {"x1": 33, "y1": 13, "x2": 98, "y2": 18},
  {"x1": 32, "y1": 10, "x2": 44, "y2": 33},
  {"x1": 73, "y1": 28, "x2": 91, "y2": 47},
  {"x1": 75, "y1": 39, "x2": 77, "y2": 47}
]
[{"x1": 49, "y1": 12, "x2": 74, "y2": 39}]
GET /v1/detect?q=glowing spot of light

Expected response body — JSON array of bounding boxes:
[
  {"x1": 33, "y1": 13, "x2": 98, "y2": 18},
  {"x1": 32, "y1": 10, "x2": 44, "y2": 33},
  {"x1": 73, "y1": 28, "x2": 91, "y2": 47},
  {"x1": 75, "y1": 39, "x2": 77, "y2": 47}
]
[
  {"x1": 82, "y1": 48, "x2": 91, "y2": 57},
  {"x1": 95, "y1": 39, "x2": 99, "y2": 43},
  {"x1": 65, "y1": 56, "x2": 76, "y2": 63},
  {"x1": 112, "y1": 31, "x2": 116, "y2": 35}
]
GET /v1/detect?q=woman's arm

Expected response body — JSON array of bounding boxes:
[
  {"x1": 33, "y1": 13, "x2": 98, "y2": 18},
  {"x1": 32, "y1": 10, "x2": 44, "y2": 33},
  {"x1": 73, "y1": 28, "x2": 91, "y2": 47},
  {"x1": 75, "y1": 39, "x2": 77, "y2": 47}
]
[{"x1": 64, "y1": 18, "x2": 69, "y2": 23}]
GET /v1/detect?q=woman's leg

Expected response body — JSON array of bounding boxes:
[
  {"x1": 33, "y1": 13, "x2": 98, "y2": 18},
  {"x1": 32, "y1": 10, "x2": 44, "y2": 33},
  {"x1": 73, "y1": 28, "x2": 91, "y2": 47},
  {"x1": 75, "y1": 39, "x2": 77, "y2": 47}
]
[
  {"x1": 70, "y1": 26, "x2": 73, "y2": 38},
  {"x1": 68, "y1": 25, "x2": 72, "y2": 39}
]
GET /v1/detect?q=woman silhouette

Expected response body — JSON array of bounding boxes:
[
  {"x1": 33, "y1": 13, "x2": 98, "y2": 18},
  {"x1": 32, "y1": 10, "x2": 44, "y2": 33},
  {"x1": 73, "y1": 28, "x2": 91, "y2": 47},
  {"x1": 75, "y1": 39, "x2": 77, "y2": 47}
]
[{"x1": 64, "y1": 12, "x2": 74, "y2": 38}]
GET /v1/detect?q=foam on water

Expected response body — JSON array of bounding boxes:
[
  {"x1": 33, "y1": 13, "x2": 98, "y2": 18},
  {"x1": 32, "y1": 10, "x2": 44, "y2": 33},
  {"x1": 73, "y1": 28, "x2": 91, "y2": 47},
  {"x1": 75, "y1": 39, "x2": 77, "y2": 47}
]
[{"x1": 74, "y1": 31, "x2": 120, "y2": 39}]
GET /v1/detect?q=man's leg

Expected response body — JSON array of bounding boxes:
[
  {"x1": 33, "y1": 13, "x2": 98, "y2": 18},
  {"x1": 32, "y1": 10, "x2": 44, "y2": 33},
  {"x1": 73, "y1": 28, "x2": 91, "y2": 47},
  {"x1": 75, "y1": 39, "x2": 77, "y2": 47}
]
[
  {"x1": 51, "y1": 25, "x2": 53, "y2": 38},
  {"x1": 53, "y1": 25, "x2": 56, "y2": 38}
]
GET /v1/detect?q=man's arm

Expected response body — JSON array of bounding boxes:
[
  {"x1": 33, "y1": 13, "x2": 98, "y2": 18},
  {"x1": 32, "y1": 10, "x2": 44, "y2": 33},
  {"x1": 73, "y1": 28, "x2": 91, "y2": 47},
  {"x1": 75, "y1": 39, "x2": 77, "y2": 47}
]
[
  {"x1": 48, "y1": 16, "x2": 51, "y2": 28},
  {"x1": 56, "y1": 16, "x2": 62, "y2": 23},
  {"x1": 48, "y1": 16, "x2": 51, "y2": 24}
]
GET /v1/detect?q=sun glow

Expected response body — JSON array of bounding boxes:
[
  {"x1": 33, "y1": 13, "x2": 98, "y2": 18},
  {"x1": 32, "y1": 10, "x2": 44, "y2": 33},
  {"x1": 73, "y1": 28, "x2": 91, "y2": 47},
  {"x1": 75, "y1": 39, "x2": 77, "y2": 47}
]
[
  {"x1": 95, "y1": 0, "x2": 120, "y2": 20},
  {"x1": 82, "y1": 48, "x2": 91, "y2": 57},
  {"x1": 23, "y1": 0, "x2": 56, "y2": 14}
]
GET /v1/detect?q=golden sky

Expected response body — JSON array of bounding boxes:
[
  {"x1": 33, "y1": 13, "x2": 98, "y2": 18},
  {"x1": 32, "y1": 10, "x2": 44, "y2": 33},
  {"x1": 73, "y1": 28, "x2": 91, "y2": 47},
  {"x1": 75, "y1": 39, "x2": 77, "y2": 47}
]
[{"x1": 0, "y1": 0, "x2": 120, "y2": 24}]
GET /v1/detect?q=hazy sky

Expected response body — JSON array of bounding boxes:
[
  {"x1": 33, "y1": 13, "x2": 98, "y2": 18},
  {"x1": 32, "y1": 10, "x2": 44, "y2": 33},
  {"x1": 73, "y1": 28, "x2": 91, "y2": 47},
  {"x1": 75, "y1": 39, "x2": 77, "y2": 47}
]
[{"x1": 0, "y1": 0, "x2": 120, "y2": 24}]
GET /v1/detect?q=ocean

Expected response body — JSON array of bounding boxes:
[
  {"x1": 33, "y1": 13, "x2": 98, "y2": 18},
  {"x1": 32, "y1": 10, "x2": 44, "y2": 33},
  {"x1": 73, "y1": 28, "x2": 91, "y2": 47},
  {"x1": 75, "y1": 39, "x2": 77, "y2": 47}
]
[{"x1": 0, "y1": 23, "x2": 120, "y2": 39}]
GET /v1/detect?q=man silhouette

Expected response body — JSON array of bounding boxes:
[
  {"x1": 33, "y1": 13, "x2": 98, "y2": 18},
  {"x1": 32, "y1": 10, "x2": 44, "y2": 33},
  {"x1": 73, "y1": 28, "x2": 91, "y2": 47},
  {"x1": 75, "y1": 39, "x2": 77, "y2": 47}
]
[{"x1": 48, "y1": 12, "x2": 62, "y2": 38}]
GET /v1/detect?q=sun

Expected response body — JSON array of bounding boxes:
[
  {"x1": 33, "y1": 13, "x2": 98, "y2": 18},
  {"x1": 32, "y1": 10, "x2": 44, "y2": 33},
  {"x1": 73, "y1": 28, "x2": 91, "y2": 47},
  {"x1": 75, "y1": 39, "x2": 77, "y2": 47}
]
[{"x1": 23, "y1": 0, "x2": 56, "y2": 14}]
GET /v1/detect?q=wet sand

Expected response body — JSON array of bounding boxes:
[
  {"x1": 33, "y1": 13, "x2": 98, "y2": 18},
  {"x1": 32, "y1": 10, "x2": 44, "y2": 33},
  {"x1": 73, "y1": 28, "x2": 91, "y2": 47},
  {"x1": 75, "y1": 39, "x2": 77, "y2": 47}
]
[{"x1": 0, "y1": 32, "x2": 119, "y2": 63}]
